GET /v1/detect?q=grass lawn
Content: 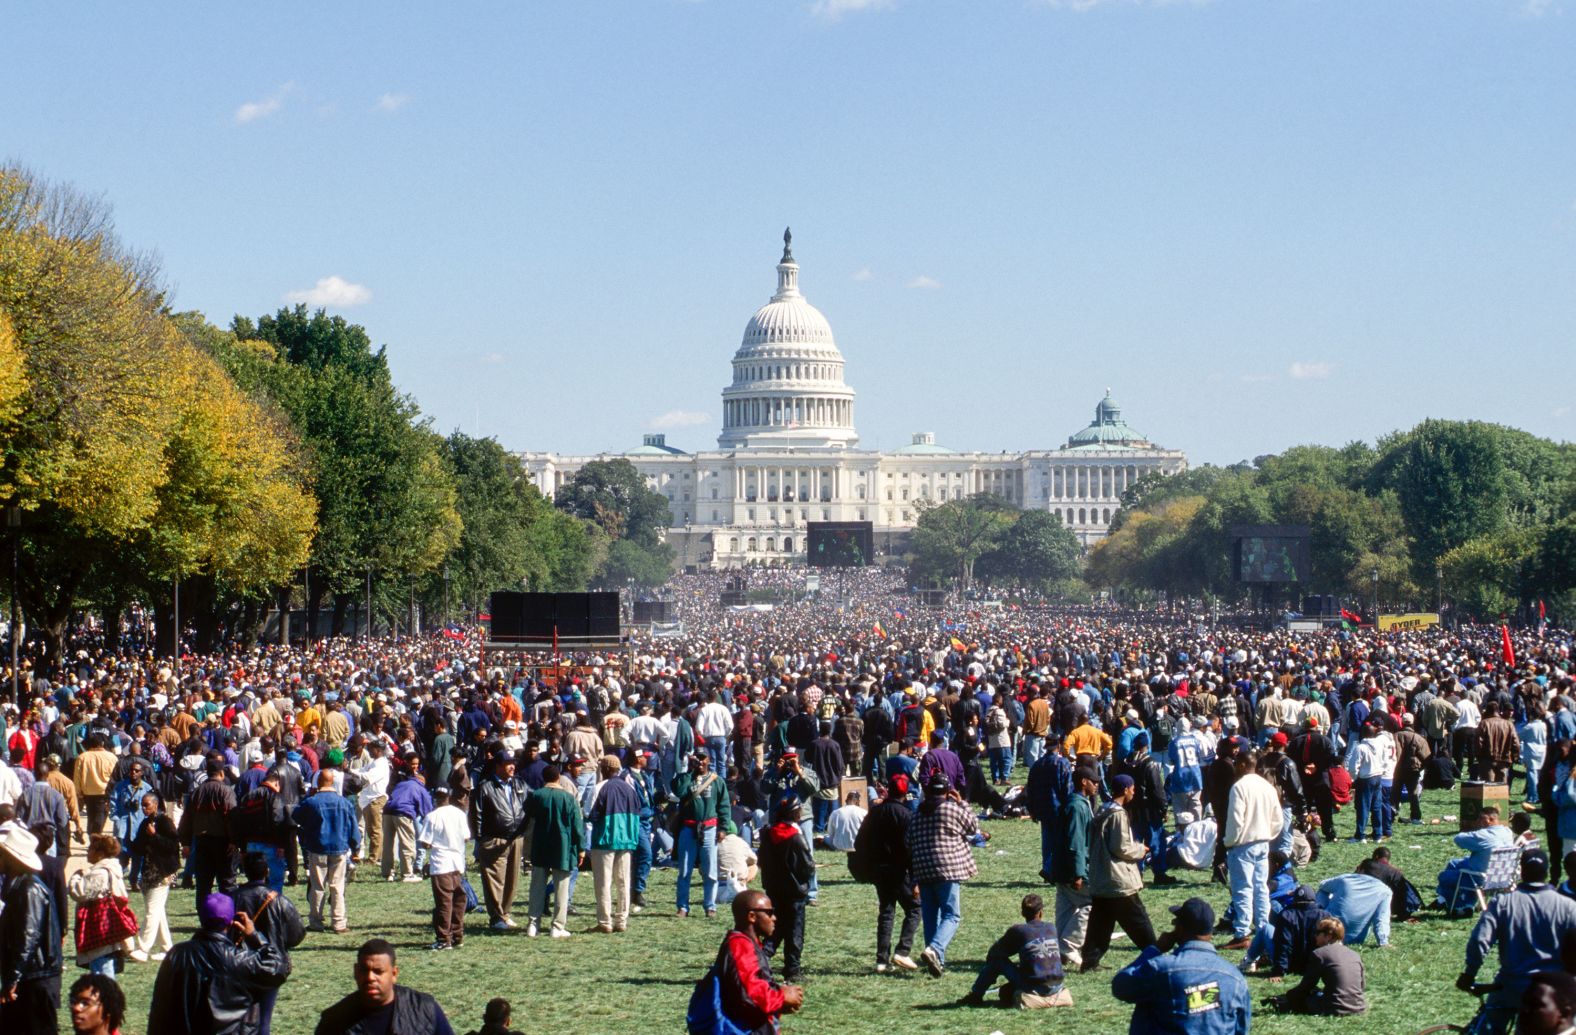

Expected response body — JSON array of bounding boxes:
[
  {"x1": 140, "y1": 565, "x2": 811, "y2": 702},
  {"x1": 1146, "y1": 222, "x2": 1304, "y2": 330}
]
[{"x1": 83, "y1": 787, "x2": 1507, "y2": 1034}]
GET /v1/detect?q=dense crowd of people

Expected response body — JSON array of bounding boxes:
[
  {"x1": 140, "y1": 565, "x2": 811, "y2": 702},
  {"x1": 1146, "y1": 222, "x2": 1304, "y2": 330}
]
[{"x1": 0, "y1": 565, "x2": 1574, "y2": 1035}]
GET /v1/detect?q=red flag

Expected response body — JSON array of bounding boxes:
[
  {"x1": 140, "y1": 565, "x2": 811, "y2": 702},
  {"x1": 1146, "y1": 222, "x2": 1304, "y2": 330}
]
[
  {"x1": 1539, "y1": 600, "x2": 1547, "y2": 619},
  {"x1": 1501, "y1": 625, "x2": 1516, "y2": 668}
]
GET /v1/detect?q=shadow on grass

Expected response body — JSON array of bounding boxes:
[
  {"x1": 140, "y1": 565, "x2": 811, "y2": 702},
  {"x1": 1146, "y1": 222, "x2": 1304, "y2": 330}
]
[{"x1": 615, "y1": 976, "x2": 700, "y2": 987}]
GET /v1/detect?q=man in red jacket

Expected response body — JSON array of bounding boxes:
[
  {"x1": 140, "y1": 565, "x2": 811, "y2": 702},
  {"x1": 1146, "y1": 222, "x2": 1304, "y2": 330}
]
[{"x1": 715, "y1": 890, "x2": 804, "y2": 1034}]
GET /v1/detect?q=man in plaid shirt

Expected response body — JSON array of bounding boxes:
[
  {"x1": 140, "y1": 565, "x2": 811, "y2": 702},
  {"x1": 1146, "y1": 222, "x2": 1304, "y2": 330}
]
[{"x1": 906, "y1": 772, "x2": 989, "y2": 977}]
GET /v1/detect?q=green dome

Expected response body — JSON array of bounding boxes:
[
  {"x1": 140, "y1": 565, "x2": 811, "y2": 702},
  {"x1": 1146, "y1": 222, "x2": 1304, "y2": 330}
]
[{"x1": 1066, "y1": 390, "x2": 1149, "y2": 448}]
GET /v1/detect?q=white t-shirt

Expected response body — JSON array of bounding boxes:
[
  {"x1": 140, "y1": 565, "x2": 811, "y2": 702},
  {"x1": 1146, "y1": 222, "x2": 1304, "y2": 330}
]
[
  {"x1": 419, "y1": 804, "x2": 471, "y2": 875},
  {"x1": 824, "y1": 804, "x2": 867, "y2": 852}
]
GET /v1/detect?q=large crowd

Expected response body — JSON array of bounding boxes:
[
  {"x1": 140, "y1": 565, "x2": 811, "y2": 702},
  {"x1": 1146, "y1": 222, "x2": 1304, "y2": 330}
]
[{"x1": 1, "y1": 566, "x2": 1575, "y2": 1035}]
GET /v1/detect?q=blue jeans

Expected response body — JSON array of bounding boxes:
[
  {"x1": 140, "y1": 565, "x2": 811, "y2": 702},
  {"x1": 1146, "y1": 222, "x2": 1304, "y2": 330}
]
[
  {"x1": 676, "y1": 825, "x2": 717, "y2": 913},
  {"x1": 813, "y1": 796, "x2": 834, "y2": 833},
  {"x1": 1274, "y1": 806, "x2": 1295, "y2": 856},
  {"x1": 88, "y1": 954, "x2": 118, "y2": 979},
  {"x1": 633, "y1": 816, "x2": 653, "y2": 893},
  {"x1": 258, "y1": 987, "x2": 279, "y2": 1034},
  {"x1": 246, "y1": 842, "x2": 287, "y2": 892},
  {"x1": 989, "y1": 746, "x2": 1013, "y2": 783},
  {"x1": 798, "y1": 817, "x2": 818, "y2": 900},
  {"x1": 1227, "y1": 841, "x2": 1270, "y2": 938},
  {"x1": 1526, "y1": 766, "x2": 1541, "y2": 805},
  {"x1": 705, "y1": 736, "x2": 728, "y2": 775},
  {"x1": 1142, "y1": 820, "x2": 1168, "y2": 877},
  {"x1": 1022, "y1": 735, "x2": 1045, "y2": 772},
  {"x1": 1353, "y1": 777, "x2": 1382, "y2": 840},
  {"x1": 1038, "y1": 820, "x2": 1057, "y2": 882},
  {"x1": 919, "y1": 880, "x2": 963, "y2": 965},
  {"x1": 1379, "y1": 778, "x2": 1394, "y2": 838},
  {"x1": 970, "y1": 953, "x2": 1058, "y2": 998}
]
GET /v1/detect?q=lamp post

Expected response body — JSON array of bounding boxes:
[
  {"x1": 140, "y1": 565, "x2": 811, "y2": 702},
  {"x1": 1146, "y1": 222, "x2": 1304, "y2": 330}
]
[
  {"x1": 365, "y1": 568, "x2": 373, "y2": 641},
  {"x1": 442, "y1": 566, "x2": 451, "y2": 626},
  {"x1": 1371, "y1": 567, "x2": 1380, "y2": 625},
  {"x1": 7, "y1": 505, "x2": 19, "y2": 704},
  {"x1": 173, "y1": 573, "x2": 181, "y2": 679}
]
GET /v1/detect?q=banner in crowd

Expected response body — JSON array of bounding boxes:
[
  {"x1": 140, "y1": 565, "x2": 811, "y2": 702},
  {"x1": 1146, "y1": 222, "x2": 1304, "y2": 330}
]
[{"x1": 1377, "y1": 612, "x2": 1440, "y2": 631}]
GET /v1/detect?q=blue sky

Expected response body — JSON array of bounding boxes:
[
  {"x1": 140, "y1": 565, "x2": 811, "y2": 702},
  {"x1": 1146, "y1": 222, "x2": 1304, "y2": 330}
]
[{"x1": 4, "y1": 1, "x2": 1571, "y2": 465}]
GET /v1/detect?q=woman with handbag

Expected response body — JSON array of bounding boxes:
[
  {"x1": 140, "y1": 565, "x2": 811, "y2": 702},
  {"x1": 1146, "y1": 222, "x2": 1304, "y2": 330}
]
[
  {"x1": 68, "y1": 834, "x2": 137, "y2": 980},
  {"x1": 128, "y1": 792, "x2": 180, "y2": 963}
]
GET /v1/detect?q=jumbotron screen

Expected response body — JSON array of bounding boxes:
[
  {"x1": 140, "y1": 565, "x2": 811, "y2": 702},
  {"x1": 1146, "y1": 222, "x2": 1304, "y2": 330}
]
[
  {"x1": 1233, "y1": 528, "x2": 1311, "y2": 583},
  {"x1": 806, "y1": 521, "x2": 874, "y2": 568}
]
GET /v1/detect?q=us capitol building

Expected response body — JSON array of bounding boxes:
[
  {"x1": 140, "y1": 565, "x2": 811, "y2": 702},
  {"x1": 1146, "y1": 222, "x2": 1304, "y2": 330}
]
[{"x1": 521, "y1": 230, "x2": 1186, "y2": 569}]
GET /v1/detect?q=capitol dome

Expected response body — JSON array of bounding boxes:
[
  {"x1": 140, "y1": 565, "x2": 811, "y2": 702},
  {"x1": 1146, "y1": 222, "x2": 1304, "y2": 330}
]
[
  {"x1": 1065, "y1": 389, "x2": 1152, "y2": 449},
  {"x1": 719, "y1": 229, "x2": 858, "y2": 450}
]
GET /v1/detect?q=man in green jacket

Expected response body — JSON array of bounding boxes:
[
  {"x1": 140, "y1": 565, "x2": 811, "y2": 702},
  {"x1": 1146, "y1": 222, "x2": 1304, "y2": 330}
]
[
  {"x1": 672, "y1": 751, "x2": 732, "y2": 918},
  {"x1": 1080, "y1": 774, "x2": 1157, "y2": 972},
  {"x1": 524, "y1": 766, "x2": 585, "y2": 939},
  {"x1": 1050, "y1": 767, "x2": 1099, "y2": 969}
]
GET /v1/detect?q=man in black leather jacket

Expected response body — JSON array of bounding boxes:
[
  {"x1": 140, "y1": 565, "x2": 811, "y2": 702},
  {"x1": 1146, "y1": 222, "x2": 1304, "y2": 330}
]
[
  {"x1": 0, "y1": 825, "x2": 63, "y2": 1035},
  {"x1": 147, "y1": 892, "x2": 291, "y2": 1035},
  {"x1": 468, "y1": 747, "x2": 530, "y2": 929},
  {"x1": 315, "y1": 938, "x2": 455, "y2": 1035}
]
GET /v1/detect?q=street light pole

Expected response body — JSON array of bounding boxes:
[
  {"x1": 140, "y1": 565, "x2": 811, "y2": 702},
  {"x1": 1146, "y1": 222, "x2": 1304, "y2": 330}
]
[
  {"x1": 173, "y1": 573, "x2": 181, "y2": 679},
  {"x1": 8, "y1": 506, "x2": 19, "y2": 705},
  {"x1": 1371, "y1": 567, "x2": 1379, "y2": 626},
  {"x1": 365, "y1": 568, "x2": 373, "y2": 641}
]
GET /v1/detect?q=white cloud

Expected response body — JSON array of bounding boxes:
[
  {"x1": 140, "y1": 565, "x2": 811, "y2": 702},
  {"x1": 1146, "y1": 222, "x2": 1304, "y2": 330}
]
[
  {"x1": 1522, "y1": 0, "x2": 1557, "y2": 17},
  {"x1": 906, "y1": 274, "x2": 942, "y2": 290},
  {"x1": 649, "y1": 410, "x2": 711, "y2": 429},
  {"x1": 1288, "y1": 361, "x2": 1334, "y2": 380},
  {"x1": 374, "y1": 93, "x2": 410, "y2": 113},
  {"x1": 810, "y1": 0, "x2": 895, "y2": 21},
  {"x1": 234, "y1": 82, "x2": 293, "y2": 124},
  {"x1": 283, "y1": 275, "x2": 373, "y2": 308},
  {"x1": 851, "y1": 267, "x2": 874, "y2": 282}
]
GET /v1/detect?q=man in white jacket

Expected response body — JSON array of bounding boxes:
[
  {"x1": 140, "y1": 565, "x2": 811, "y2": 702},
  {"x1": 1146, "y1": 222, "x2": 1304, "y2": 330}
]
[
  {"x1": 1221, "y1": 750, "x2": 1284, "y2": 949},
  {"x1": 1345, "y1": 722, "x2": 1396, "y2": 843}
]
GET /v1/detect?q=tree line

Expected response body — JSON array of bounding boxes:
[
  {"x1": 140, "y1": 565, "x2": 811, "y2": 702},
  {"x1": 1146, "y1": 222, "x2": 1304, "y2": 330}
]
[
  {"x1": 0, "y1": 167, "x2": 673, "y2": 668},
  {"x1": 1085, "y1": 421, "x2": 1574, "y2": 622}
]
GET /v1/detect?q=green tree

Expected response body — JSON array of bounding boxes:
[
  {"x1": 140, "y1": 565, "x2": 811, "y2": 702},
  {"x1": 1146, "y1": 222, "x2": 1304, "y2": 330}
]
[
  {"x1": 977, "y1": 510, "x2": 1081, "y2": 587},
  {"x1": 911, "y1": 494, "x2": 1014, "y2": 586},
  {"x1": 554, "y1": 459, "x2": 672, "y2": 548}
]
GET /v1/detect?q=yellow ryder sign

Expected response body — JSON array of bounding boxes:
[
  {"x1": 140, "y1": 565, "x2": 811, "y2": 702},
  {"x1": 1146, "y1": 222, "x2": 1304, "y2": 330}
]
[{"x1": 1378, "y1": 612, "x2": 1440, "y2": 632}]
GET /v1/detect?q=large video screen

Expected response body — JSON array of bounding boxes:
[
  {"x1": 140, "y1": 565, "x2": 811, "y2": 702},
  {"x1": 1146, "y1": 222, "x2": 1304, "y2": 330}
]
[
  {"x1": 806, "y1": 521, "x2": 874, "y2": 568},
  {"x1": 1233, "y1": 527, "x2": 1311, "y2": 583}
]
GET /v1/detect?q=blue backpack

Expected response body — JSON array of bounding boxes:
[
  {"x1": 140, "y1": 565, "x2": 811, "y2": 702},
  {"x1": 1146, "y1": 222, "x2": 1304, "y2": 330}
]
[{"x1": 687, "y1": 964, "x2": 751, "y2": 1035}]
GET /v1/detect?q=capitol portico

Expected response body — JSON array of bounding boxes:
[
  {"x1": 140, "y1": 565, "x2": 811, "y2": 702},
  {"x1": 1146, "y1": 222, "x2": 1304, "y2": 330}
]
[{"x1": 521, "y1": 231, "x2": 1187, "y2": 568}]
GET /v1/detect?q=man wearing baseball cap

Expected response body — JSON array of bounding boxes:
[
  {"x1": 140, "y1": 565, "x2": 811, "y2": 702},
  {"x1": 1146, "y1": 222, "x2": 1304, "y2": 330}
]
[{"x1": 1112, "y1": 896, "x2": 1251, "y2": 1033}]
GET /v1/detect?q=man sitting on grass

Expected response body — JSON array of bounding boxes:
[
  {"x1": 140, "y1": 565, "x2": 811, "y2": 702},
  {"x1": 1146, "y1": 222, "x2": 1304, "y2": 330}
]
[
  {"x1": 958, "y1": 893, "x2": 1071, "y2": 1009},
  {"x1": 1268, "y1": 917, "x2": 1367, "y2": 1016}
]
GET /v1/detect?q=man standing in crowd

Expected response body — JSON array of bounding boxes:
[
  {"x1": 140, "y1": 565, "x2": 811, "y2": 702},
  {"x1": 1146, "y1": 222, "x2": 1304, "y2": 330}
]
[
  {"x1": 471, "y1": 747, "x2": 529, "y2": 930},
  {"x1": 1222, "y1": 749, "x2": 1283, "y2": 950},
  {"x1": 0, "y1": 825, "x2": 61, "y2": 1034},
  {"x1": 907, "y1": 772, "x2": 983, "y2": 978},
  {"x1": 1050, "y1": 765, "x2": 1098, "y2": 970},
  {"x1": 587, "y1": 755, "x2": 641, "y2": 934},
  {"x1": 73, "y1": 732, "x2": 118, "y2": 837},
  {"x1": 381, "y1": 757, "x2": 431, "y2": 883},
  {"x1": 1081, "y1": 773, "x2": 1156, "y2": 971},
  {"x1": 295, "y1": 768, "x2": 359, "y2": 934},
  {"x1": 524, "y1": 764, "x2": 585, "y2": 940},
  {"x1": 855, "y1": 775, "x2": 921, "y2": 973},
  {"x1": 147, "y1": 893, "x2": 292, "y2": 1035},
  {"x1": 180, "y1": 755, "x2": 237, "y2": 902},
  {"x1": 705, "y1": 891, "x2": 804, "y2": 1034},
  {"x1": 351, "y1": 740, "x2": 391, "y2": 877},
  {"x1": 232, "y1": 852, "x2": 306, "y2": 1035},
  {"x1": 418, "y1": 786, "x2": 472, "y2": 950},
  {"x1": 758, "y1": 798, "x2": 815, "y2": 982}
]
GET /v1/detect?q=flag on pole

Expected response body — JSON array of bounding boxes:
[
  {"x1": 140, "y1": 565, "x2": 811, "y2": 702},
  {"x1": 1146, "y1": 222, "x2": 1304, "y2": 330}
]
[
  {"x1": 949, "y1": 636, "x2": 967, "y2": 652},
  {"x1": 1501, "y1": 624, "x2": 1516, "y2": 668},
  {"x1": 872, "y1": 620, "x2": 886, "y2": 639}
]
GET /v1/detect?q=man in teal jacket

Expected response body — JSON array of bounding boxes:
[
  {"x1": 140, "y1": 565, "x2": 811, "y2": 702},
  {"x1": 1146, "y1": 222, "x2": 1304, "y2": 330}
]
[
  {"x1": 524, "y1": 766, "x2": 585, "y2": 939},
  {"x1": 588, "y1": 756, "x2": 641, "y2": 932}
]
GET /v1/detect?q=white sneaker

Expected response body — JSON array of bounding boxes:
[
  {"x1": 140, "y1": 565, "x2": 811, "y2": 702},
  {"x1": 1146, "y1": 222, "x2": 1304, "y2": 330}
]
[
  {"x1": 875, "y1": 963, "x2": 889, "y2": 973},
  {"x1": 151, "y1": 951, "x2": 168, "y2": 962},
  {"x1": 891, "y1": 954, "x2": 919, "y2": 971},
  {"x1": 402, "y1": 875, "x2": 423, "y2": 883},
  {"x1": 550, "y1": 927, "x2": 572, "y2": 939},
  {"x1": 129, "y1": 949, "x2": 149, "y2": 963},
  {"x1": 502, "y1": 916, "x2": 518, "y2": 929},
  {"x1": 526, "y1": 921, "x2": 539, "y2": 938}
]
